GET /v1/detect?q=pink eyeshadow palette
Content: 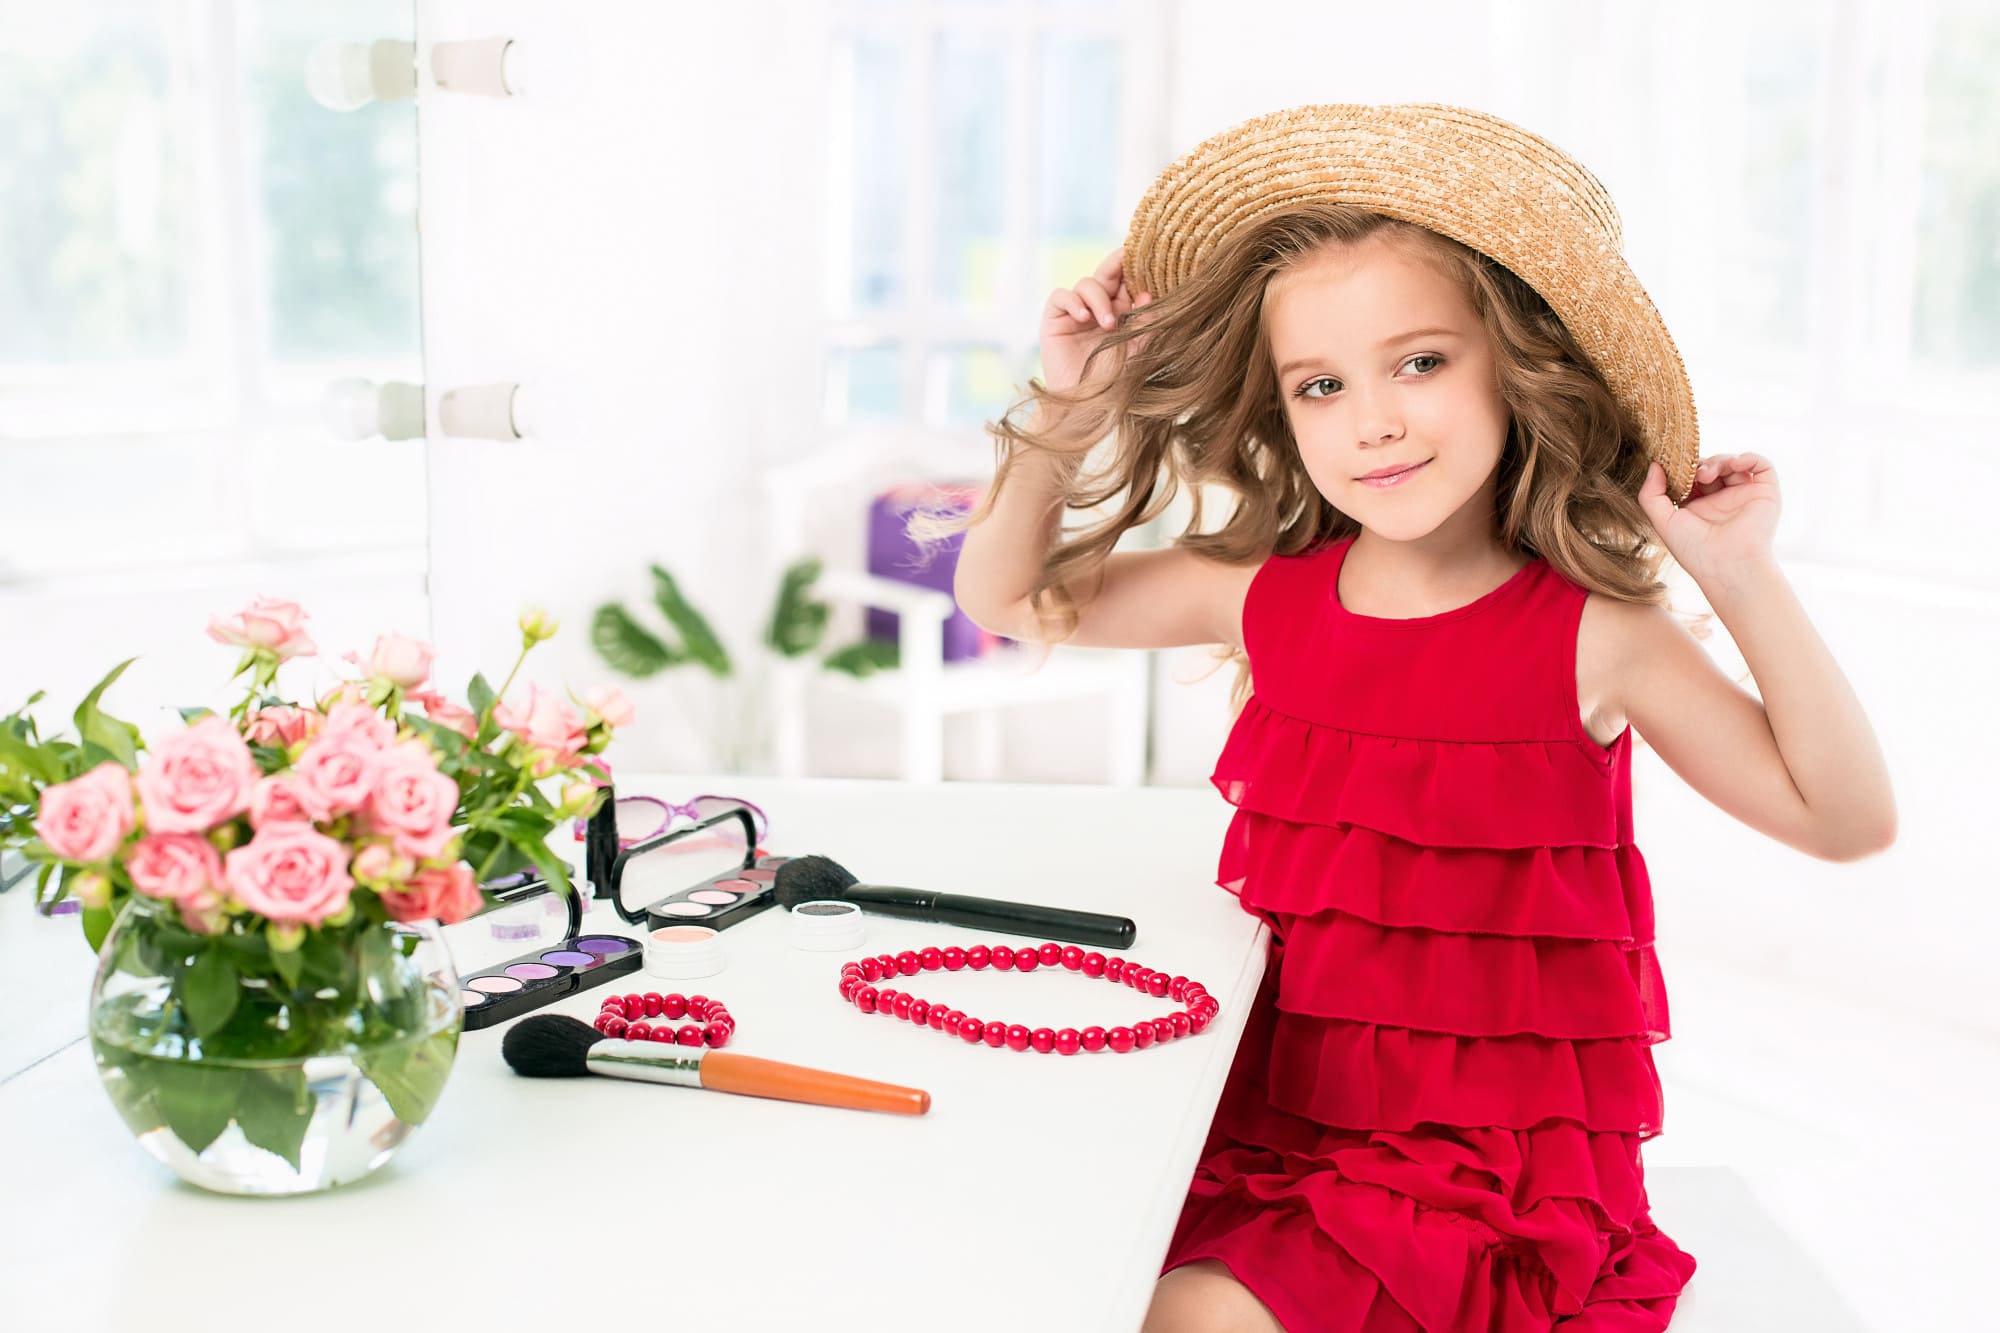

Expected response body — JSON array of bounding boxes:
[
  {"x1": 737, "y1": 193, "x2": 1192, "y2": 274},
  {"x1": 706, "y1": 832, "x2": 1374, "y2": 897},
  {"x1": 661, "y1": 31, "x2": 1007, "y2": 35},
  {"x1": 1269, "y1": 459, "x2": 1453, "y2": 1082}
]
[
  {"x1": 459, "y1": 932, "x2": 643, "y2": 1031},
  {"x1": 641, "y1": 853, "x2": 793, "y2": 936}
]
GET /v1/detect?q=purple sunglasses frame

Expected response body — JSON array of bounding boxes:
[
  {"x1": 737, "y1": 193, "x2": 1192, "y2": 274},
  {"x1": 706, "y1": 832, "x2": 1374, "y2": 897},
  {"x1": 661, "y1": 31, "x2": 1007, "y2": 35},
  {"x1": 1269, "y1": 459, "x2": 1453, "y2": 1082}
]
[{"x1": 573, "y1": 794, "x2": 770, "y2": 850}]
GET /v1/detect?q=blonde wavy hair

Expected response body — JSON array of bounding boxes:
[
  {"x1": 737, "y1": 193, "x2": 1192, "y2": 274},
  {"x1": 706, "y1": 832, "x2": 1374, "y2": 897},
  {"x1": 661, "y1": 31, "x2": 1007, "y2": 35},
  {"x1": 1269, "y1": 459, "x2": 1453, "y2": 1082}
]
[{"x1": 932, "y1": 202, "x2": 1702, "y2": 713}]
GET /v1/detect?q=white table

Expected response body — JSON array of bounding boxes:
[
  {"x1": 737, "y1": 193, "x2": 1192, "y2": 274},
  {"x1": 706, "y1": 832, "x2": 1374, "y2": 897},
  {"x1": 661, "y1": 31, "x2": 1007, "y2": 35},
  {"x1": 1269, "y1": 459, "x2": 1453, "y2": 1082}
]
[{"x1": 0, "y1": 776, "x2": 1262, "y2": 1332}]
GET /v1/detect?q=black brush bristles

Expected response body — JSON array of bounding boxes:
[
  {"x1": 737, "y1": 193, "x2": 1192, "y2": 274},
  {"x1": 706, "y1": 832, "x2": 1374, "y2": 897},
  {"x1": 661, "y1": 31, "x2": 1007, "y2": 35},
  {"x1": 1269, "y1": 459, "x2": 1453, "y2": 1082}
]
[
  {"x1": 771, "y1": 854, "x2": 860, "y2": 910},
  {"x1": 501, "y1": 1013, "x2": 609, "y2": 1078}
]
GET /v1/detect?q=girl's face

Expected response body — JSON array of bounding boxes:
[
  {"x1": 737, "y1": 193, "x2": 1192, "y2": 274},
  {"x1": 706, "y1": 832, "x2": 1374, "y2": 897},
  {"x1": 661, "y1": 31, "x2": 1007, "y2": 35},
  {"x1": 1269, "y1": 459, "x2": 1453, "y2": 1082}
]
[{"x1": 1265, "y1": 235, "x2": 1513, "y2": 543}]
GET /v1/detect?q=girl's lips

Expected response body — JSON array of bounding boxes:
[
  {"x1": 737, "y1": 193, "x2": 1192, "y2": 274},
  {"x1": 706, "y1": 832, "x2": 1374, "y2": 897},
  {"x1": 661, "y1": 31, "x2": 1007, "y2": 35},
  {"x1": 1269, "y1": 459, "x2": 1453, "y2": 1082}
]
[{"x1": 1357, "y1": 459, "x2": 1430, "y2": 488}]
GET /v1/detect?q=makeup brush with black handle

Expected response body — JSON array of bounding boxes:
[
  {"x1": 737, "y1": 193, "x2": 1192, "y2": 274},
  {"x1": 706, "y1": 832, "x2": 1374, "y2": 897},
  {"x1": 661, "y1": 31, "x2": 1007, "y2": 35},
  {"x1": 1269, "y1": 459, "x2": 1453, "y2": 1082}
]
[
  {"x1": 773, "y1": 854, "x2": 1138, "y2": 950},
  {"x1": 503, "y1": 1014, "x2": 931, "y2": 1116}
]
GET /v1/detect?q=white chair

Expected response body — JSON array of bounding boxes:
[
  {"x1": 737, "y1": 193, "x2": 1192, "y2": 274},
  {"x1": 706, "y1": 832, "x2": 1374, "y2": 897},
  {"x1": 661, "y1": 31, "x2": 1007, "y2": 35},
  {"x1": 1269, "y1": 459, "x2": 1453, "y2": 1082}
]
[{"x1": 761, "y1": 437, "x2": 1151, "y2": 785}]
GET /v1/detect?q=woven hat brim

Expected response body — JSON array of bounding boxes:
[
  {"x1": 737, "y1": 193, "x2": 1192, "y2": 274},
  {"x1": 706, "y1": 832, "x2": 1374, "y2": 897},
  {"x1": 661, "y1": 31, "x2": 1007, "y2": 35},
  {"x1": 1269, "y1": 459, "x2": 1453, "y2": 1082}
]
[{"x1": 1125, "y1": 103, "x2": 1698, "y2": 502}]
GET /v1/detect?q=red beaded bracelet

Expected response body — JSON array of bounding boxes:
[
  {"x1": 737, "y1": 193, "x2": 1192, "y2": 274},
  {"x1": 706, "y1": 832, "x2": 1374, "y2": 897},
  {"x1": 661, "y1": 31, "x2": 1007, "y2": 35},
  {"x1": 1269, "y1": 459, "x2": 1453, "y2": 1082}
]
[
  {"x1": 595, "y1": 991, "x2": 734, "y2": 1047},
  {"x1": 836, "y1": 941, "x2": 1219, "y2": 1055}
]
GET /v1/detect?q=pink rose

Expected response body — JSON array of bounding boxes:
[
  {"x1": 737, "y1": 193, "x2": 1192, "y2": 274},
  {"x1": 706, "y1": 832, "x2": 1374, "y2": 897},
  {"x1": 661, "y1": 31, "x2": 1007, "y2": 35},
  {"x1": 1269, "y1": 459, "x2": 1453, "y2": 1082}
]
[
  {"x1": 493, "y1": 683, "x2": 587, "y2": 776},
  {"x1": 290, "y1": 733, "x2": 379, "y2": 824},
  {"x1": 378, "y1": 861, "x2": 482, "y2": 925},
  {"x1": 124, "y1": 833, "x2": 225, "y2": 905},
  {"x1": 178, "y1": 886, "x2": 228, "y2": 935},
  {"x1": 33, "y1": 762, "x2": 137, "y2": 864},
  {"x1": 134, "y1": 716, "x2": 258, "y2": 835},
  {"x1": 207, "y1": 596, "x2": 316, "y2": 659},
  {"x1": 584, "y1": 684, "x2": 636, "y2": 729},
  {"x1": 224, "y1": 823, "x2": 353, "y2": 926},
  {"x1": 245, "y1": 705, "x2": 314, "y2": 748},
  {"x1": 318, "y1": 681, "x2": 370, "y2": 710},
  {"x1": 408, "y1": 689, "x2": 479, "y2": 741},
  {"x1": 318, "y1": 701, "x2": 397, "y2": 752},
  {"x1": 249, "y1": 775, "x2": 312, "y2": 828},
  {"x1": 366, "y1": 746, "x2": 460, "y2": 861},
  {"x1": 352, "y1": 843, "x2": 412, "y2": 884},
  {"x1": 344, "y1": 633, "x2": 435, "y2": 689}
]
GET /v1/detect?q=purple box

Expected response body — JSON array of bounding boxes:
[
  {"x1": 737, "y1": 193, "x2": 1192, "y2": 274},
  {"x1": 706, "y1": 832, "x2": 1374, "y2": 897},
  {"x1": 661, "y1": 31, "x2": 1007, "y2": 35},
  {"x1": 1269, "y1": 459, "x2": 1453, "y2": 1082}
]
[{"x1": 865, "y1": 484, "x2": 1004, "y2": 663}]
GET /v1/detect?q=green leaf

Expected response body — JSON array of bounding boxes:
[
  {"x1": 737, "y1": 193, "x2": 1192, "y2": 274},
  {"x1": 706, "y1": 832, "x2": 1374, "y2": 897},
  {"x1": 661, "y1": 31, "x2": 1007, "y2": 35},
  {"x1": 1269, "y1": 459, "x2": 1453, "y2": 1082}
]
[
  {"x1": 175, "y1": 706, "x2": 216, "y2": 725},
  {"x1": 589, "y1": 604, "x2": 677, "y2": 679},
  {"x1": 151, "y1": 1061, "x2": 238, "y2": 1157},
  {"x1": 271, "y1": 941, "x2": 303, "y2": 990},
  {"x1": 0, "y1": 722, "x2": 66, "y2": 785},
  {"x1": 651, "y1": 566, "x2": 734, "y2": 678},
  {"x1": 467, "y1": 672, "x2": 496, "y2": 720},
  {"x1": 358, "y1": 1029, "x2": 459, "y2": 1127},
  {"x1": 181, "y1": 948, "x2": 242, "y2": 1038},
  {"x1": 82, "y1": 904, "x2": 115, "y2": 954},
  {"x1": 822, "y1": 639, "x2": 901, "y2": 678},
  {"x1": 503, "y1": 828, "x2": 573, "y2": 897},
  {"x1": 72, "y1": 657, "x2": 141, "y2": 769},
  {"x1": 766, "y1": 556, "x2": 832, "y2": 658},
  {"x1": 233, "y1": 1068, "x2": 312, "y2": 1172}
]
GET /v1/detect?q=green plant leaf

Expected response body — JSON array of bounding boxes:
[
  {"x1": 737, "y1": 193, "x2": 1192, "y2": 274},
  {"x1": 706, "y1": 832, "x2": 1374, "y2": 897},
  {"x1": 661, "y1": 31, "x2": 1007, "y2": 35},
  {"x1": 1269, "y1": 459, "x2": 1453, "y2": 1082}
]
[
  {"x1": 175, "y1": 706, "x2": 216, "y2": 725},
  {"x1": 0, "y1": 721, "x2": 66, "y2": 785},
  {"x1": 233, "y1": 1068, "x2": 312, "y2": 1172},
  {"x1": 182, "y1": 947, "x2": 241, "y2": 1038},
  {"x1": 358, "y1": 1029, "x2": 459, "y2": 1128},
  {"x1": 151, "y1": 1061, "x2": 237, "y2": 1156},
  {"x1": 822, "y1": 639, "x2": 900, "y2": 678},
  {"x1": 467, "y1": 672, "x2": 496, "y2": 719},
  {"x1": 649, "y1": 566, "x2": 734, "y2": 678},
  {"x1": 590, "y1": 603, "x2": 677, "y2": 678},
  {"x1": 271, "y1": 941, "x2": 304, "y2": 990},
  {"x1": 72, "y1": 658, "x2": 141, "y2": 769},
  {"x1": 502, "y1": 828, "x2": 572, "y2": 896},
  {"x1": 82, "y1": 904, "x2": 115, "y2": 953},
  {"x1": 766, "y1": 556, "x2": 831, "y2": 658}
]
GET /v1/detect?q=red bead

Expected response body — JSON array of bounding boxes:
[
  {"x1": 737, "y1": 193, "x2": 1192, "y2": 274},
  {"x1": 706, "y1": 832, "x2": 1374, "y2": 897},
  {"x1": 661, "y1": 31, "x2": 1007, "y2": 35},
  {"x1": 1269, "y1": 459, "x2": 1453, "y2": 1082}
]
[
  {"x1": 840, "y1": 962, "x2": 864, "y2": 977},
  {"x1": 600, "y1": 994, "x2": 625, "y2": 1013},
  {"x1": 1081, "y1": 952, "x2": 1106, "y2": 977},
  {"x1": 861, "y1": 958, "x2": 884, "y2": 982},
  {"x1": 676, "y1": 1025, "x2": 703, "y2": 1046},
  {"x1": 1147, "y1": 973, "x2": 1170, "y2": 999},
  {"x1": 1105, "y1": 1026, "x2": 1135, "y2": 1053},
  {"x1": 942, "y1": 947, "x2": 966, "y2": 971},
  {"x1": 1080, "y1": 1026, "x2": 1107, "y2": 1052},
  {"x1": 927, "y1": 1006, "x2": 949, "y2": 1032},
  {"x1": 909, "y1": 999, "x2": 931, "y2": 1025},
  {"x1": 1005, "y1": 1024, "x2": 1031, "y2": 1052},
  {"x1": 1132, "y1": 1023, "x2": 1155, "y2": 1049},
  {"x1": 651, "y1": 1026, "x2": 678, "y2": 1043},
  {"x1": 1128, "y1": 967, "x2": 1149, "y2": 991},
  {"x1": 1029, "y1": 1027, "x2": 1056, "y2": 1053},
  {"x1": 855, "y1": 987, "x2": 879, "y2": 1014},
  {"x1": 601, "y1": 1016, "x2": 628, "y2": 1038},
  {"x1": 875, "y1": 954, "x2": 898, "y2": 977},
  {"x1": 1104, "y1": 958, "x2": 1125, "y2": 981},
  {"x1": 839, "y1": 978, "x2": 860, "y2": 1000},
  {"x1": 1061, "y1": 946, "x2": 1085, "y2": 971},
  {"x1": 703, "y1": 1024, "x2": 729, "y2": 1046},
  {"x1": 691, "y1": 999, "x2": 716, "y2": 1021},
  {"x1": 625, "y1": 1021, "x2": 652, "y2": 1041},
  {"x1": 1039, "y1": 943, "x2": 1062, "y2": 966},
  {"x1": 1150, "y1": 1018, "x2": 1174, "y2": 1044},
  {"x1": 640, "y1": 991, "x2": 663, "y2": 1017},
  {"x1": 875, "y1": 988, "x2": 899, "y2": 1012},
  {"x1": 623, "y1": 992, "x2": 646, "y2": 1014},
  {"x1": 896, "y1": 950, "x2": 920, "y2": 976},
  {"x1": 966, "y1": 946, "x2": 991, "y2": 970},
  {"x1": 1169, "y1": 1012, "x2": 1192, "y2": 1038},
  {"x1": 1188, "y1": 1009, "x2": 1211, "y2": 1034},
  {"x1": 990, "y1": 946, "x2": 1015, "y2": 970},
  {"x1": 1169, "y1": 976, "x2": 1189, "y2": 1000},
  {"x1": 1053, "y1": 1029, "x2": 1082, "y2": 1056},
  {"x1": 893, "y1": 994, "x2": 915, "y2": 1021},
  {"x1": 958, "y1": 1016, "x2": 984, "y2": 1043},
  {"x1": 919, "y1": 947, "x2": 944, "y2": 970},
  {"x1": 1013, "y1": 949, "x2": 1038, "y2": 973},
  {"x1": 982, "y1": 1021, "x2": 1007, "y2": 1047}
]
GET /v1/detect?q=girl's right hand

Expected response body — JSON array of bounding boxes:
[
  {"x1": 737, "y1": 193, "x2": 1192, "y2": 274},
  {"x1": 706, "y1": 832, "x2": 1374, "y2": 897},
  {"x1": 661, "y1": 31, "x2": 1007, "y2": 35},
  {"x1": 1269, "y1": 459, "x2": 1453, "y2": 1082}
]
[{"x1": 1040, "y1": 248, "x2": 1151, "y2": 394}]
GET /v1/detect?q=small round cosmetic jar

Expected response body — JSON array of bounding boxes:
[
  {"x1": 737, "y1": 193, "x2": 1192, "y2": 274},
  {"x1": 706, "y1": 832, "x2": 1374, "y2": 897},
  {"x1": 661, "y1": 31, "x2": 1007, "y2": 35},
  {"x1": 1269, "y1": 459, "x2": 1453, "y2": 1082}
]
[
  {"x1": 788, "y1": 899, "x2": 866, "y2": 952},
  {"x1": 644, "y1": 924, "x2": 724, "y2": 979}
]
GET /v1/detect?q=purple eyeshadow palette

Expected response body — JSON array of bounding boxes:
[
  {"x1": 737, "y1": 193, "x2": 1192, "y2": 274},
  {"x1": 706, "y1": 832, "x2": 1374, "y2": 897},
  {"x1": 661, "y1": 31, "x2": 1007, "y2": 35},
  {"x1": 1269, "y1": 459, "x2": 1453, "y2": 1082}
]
[
  {"x1": 641, "y1": 853, "x2": 793, "y2": 936},
  {"x1": 459, "y1": 932, "x2": 643, "y2": 1030}
]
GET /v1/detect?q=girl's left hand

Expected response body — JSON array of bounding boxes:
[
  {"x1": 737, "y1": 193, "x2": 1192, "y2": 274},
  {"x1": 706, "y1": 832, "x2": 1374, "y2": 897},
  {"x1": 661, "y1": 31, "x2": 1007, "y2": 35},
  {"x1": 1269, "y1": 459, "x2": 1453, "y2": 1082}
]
[{"x1": 1638, "y1": 453, "x2": 1781, "y2": 588}]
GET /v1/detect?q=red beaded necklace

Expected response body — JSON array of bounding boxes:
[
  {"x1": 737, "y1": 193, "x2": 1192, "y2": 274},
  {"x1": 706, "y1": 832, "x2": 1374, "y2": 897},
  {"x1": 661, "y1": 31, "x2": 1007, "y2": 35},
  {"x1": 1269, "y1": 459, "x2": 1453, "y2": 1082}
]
[
  {"x1": 838, "y1": 941, "x2": 1218, "y2": 1055},
  {"x1": 594, "y1": 991, "x2": 735, "y2": 1047}
]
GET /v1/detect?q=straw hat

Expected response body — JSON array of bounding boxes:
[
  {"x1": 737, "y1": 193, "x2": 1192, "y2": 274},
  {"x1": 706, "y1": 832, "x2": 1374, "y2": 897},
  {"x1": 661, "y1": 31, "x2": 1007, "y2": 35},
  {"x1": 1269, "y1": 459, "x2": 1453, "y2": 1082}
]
[{"x1": 1124, "y1": 103, "x2": 1698, "y2": 502}]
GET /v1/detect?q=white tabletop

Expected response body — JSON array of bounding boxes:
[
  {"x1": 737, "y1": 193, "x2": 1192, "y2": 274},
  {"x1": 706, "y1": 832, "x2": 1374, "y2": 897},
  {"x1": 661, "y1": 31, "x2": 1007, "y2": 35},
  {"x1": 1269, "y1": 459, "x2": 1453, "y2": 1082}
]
[{"x1": 0, "y1": 775, "x2": 1263, "y2": 1333}]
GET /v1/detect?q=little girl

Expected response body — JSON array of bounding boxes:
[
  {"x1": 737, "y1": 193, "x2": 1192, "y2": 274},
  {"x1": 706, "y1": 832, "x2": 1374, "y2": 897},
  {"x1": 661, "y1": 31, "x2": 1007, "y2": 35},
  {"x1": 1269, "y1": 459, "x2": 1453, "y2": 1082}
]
[{"x1": 951, "y1": 105, "x2": 1896, "y2": 1332}]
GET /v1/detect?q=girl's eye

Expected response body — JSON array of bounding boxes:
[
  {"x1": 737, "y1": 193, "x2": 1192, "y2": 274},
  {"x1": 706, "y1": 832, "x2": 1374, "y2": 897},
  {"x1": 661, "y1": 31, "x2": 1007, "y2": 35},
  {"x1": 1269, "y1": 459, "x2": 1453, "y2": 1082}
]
[{"x1": 1292, "y1": 355, "x2": 1444, "y2": 400}]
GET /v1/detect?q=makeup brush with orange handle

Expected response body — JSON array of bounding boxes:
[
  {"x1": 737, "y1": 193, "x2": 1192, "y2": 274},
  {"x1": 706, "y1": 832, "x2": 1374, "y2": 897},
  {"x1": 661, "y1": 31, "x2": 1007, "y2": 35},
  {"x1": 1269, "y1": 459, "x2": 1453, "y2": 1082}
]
[{"x1": 502, "y1": 1014, "x2": 931, "y2": 1116}]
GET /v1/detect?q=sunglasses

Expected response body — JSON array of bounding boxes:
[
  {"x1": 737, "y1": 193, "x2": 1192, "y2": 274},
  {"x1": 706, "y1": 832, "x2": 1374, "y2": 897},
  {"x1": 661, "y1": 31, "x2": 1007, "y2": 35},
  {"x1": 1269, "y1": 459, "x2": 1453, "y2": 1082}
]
[{"x1": 573, "y1": 794, "x2": 770, "y2": 851}]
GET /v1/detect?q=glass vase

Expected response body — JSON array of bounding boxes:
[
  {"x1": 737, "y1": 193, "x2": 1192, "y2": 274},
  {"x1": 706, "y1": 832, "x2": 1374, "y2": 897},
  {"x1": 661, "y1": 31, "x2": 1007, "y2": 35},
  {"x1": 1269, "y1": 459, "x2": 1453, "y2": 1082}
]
[{"x1": 87, "y1": 896, "x2": 462, "y2": 1196}]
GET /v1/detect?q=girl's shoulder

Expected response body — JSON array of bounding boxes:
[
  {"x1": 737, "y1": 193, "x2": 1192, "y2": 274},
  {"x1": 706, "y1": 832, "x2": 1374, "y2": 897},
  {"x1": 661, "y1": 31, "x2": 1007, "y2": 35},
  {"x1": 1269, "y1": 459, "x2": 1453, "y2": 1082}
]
[{"x1": 1575, "y1": 589, "x2": 1688, "y2": 748}]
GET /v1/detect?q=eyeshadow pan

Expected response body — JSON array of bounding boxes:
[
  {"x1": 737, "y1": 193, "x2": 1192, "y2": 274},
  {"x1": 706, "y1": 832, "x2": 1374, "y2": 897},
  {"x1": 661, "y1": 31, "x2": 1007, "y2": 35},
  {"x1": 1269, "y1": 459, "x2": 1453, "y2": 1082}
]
[
  {"x1": 540, "y1": 949, "x2": 596, "y2": 966},
  {"x1": 713, "y1": 879, "x2": 757, "y2": 892},
  {"x1": 460, "y1": 989, "x2": 489, "y2": 1007},
  {"x1": 468, "y1": 975, "x2": 524, "y2": 994},
  {"x1": 575, "y1": 935, "x2": 634, "y2": 954},
  {"x1": 738, "y1": 868, "x2": 776, "y2": 883},
  {"x1": 505, "y1": 963, "x2": 559, "y2": 980},
  {"x1": 657, "y1": 902, "x2": 712, "y2": 918},
  {"x1": 688, "y1": 889, "x2": 738, "y2": 905}
]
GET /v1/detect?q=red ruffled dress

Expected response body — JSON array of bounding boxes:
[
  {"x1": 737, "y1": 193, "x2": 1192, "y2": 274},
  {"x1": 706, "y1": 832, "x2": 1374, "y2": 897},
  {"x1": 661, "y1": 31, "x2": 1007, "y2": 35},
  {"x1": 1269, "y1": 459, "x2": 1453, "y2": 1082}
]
[{"x1": 1163, "y1": 534, "x2": 1698, "y2": 1331}]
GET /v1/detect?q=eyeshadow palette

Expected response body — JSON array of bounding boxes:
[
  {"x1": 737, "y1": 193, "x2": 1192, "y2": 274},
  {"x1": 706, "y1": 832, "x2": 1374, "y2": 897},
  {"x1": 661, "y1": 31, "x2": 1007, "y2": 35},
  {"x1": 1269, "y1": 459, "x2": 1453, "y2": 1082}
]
[
  {"x1": 459, "y1": 932, "x2": 643, "y2": 1030},
  {"x1": 641, "y1": 853, "x2": 792, "y2": 935}
]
